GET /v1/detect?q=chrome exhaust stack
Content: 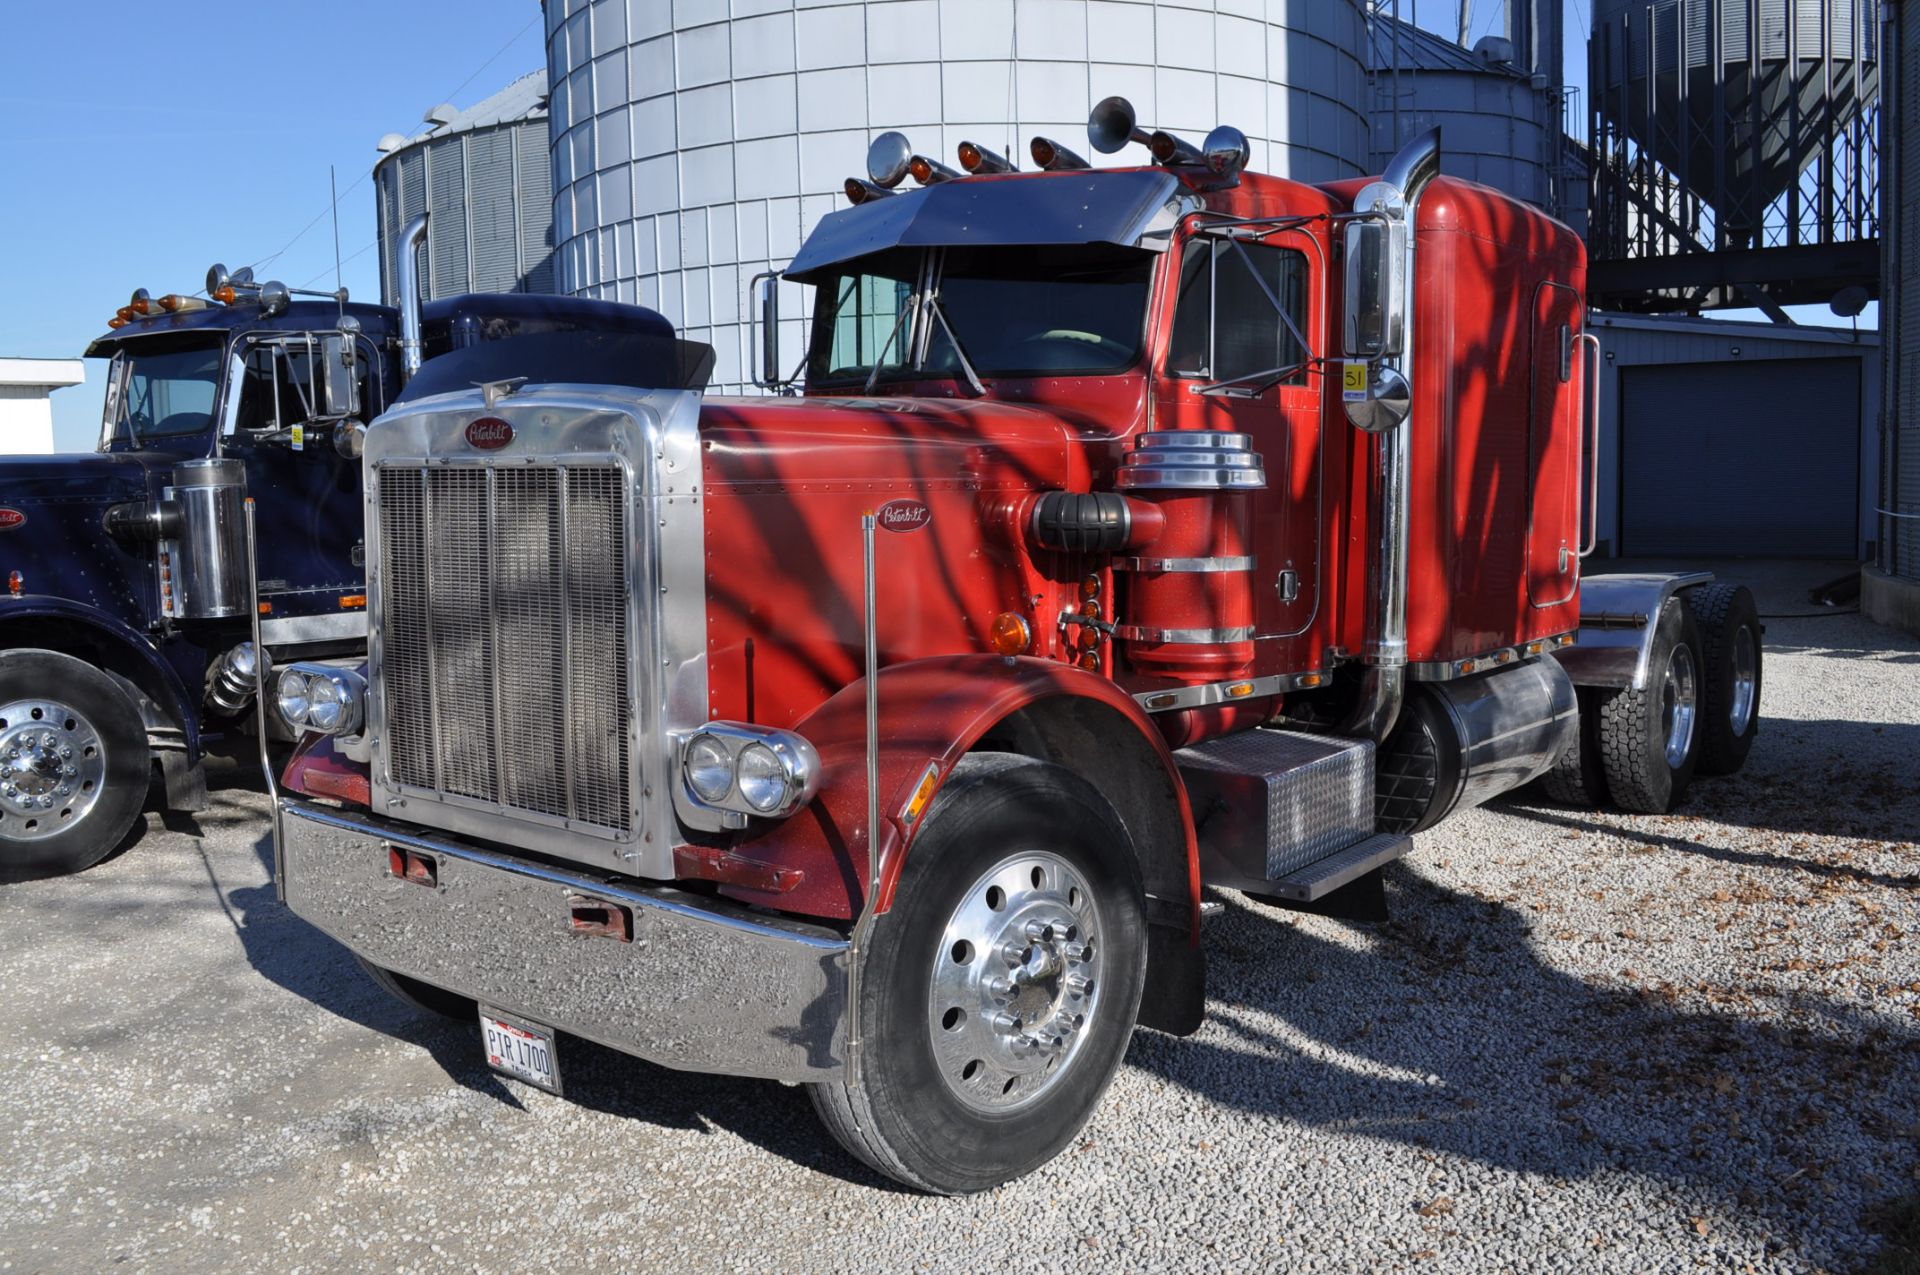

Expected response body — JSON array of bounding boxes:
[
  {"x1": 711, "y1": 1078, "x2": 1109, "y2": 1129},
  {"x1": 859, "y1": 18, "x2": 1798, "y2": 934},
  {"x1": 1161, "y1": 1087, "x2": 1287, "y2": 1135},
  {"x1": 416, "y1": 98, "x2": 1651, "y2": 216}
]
[
  {"x1": 1337, "y1": 128, "x2": 1442, "y2": 742},
  {"x1": 396, "y1": 213, "x2": 429, "y2": 384}
]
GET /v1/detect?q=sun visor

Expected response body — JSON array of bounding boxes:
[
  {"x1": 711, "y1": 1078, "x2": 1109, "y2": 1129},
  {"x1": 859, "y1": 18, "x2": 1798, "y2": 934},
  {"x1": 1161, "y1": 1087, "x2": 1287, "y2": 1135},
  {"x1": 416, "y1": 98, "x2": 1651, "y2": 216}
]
[{"x1": 783, "y1": 169, "x2": 1190, "y2": 284}]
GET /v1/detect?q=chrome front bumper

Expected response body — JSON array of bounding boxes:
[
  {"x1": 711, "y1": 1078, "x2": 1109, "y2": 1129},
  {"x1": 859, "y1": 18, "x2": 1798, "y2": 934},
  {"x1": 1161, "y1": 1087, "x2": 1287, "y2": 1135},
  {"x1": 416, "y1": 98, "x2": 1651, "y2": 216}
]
[{"x1": 278, "y1": 800, "x2": 849, "y2": 1082}]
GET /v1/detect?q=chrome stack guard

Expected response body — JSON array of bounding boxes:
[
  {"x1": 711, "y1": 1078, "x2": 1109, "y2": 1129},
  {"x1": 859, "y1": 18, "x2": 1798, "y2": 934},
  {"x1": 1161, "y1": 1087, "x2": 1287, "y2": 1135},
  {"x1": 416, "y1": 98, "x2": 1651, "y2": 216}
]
[{"x1": 278, "y1": 800, "x2": 849, "y2": 1082}]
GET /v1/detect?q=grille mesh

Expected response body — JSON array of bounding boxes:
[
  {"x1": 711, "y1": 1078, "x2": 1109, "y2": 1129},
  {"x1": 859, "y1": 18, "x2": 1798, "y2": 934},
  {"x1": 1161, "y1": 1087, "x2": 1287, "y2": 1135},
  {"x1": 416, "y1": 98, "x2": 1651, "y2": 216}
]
[{"x1": 376, "y1": 462, "x2": 632, "y2": 834}]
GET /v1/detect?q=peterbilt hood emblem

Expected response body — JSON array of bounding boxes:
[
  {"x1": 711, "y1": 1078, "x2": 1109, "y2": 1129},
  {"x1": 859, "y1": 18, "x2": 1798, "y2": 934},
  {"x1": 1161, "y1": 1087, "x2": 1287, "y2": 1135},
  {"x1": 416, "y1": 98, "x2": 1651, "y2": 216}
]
[
  {"x1": 878, "y1": 498, "x2": 931, "y2": 533},
  {"x1": 464, "y1": 417, "x2": 515, "y2": 450},
  {"x1": 0, "y1": 509, "x2": 25, "y2": 531}
]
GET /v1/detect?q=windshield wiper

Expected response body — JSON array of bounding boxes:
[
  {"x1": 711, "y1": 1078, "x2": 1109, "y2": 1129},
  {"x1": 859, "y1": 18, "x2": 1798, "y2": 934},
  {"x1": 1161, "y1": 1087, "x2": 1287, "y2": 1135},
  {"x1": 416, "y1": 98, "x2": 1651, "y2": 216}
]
[
  {"x1": 862, "y1": 294, "x2": 920, "y2": 395},
  {"x1": 921, "y1": 291, "x2": 986, "y2": 396}
]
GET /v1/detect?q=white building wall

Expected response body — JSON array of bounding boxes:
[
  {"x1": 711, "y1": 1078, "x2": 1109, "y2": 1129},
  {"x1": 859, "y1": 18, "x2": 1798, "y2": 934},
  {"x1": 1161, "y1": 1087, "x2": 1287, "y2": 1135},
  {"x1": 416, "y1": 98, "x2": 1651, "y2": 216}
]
[
  {"x1": 0, "y1": 358, "x2": 84, "y2": 455},
  {"x1": 544, "y1": 0, "x2": 1371, "y2": 393}
]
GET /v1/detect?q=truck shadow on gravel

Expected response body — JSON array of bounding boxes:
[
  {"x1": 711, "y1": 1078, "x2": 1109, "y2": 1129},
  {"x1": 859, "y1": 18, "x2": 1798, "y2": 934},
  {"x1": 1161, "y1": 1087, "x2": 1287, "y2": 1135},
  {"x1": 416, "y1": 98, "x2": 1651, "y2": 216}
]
[
  {"x1": 222, "y1": 830, "x2": 903, "y2": 1190},
  {"x1": 1129, "y1": 866, "x2": 1920, "y2": 1266}
]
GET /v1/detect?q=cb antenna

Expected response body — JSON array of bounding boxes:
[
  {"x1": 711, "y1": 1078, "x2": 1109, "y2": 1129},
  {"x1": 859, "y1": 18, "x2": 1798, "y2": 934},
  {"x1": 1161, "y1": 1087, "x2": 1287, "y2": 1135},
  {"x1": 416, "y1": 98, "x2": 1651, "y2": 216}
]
[{"x1": 329, "y1": 164, "x2": 346, "y2": 320}]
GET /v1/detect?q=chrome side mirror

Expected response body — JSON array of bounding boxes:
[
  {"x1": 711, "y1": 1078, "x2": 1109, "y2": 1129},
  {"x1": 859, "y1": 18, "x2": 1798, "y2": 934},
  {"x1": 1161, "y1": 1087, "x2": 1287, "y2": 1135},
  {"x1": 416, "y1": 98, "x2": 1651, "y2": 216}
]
[
  {"x1": 1342, "y1": 218, "x2": 1406, "y2": 360},
  {"x1": 319, "y1": 334, "x2": 360, "y2": 420},
  {"x1": 750, "y1": 271, "x2": 781, "y2": 390}
]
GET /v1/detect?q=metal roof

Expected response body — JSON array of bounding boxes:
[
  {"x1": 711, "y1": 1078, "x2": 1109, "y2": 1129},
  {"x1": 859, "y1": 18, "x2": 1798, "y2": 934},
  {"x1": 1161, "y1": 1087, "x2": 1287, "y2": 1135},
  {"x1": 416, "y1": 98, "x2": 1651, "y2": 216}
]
[
  {"x1": 1366, "y1": 16, "x2": 1528, "y2": 78},
  {"x1": 389, "y1": 70, "x2": 548, "y2": 151}
]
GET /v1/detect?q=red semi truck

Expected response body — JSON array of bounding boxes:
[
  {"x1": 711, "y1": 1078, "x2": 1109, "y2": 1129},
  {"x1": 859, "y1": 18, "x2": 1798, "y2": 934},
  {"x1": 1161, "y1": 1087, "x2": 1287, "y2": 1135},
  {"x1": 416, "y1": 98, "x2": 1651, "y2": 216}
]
[{"x1": 266, "y1": 99, "x2": 1762, "y2": 1194}]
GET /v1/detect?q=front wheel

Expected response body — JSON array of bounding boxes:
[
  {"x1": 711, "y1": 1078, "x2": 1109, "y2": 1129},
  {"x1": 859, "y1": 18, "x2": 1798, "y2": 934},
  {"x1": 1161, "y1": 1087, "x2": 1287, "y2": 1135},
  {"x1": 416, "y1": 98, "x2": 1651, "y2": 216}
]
[
  {"x1": 0, "y1": 650, "x2": 150, "y2": 881},
  {"x1": 808, "y1": 753, "x2": 1147, "y2": 1194}
]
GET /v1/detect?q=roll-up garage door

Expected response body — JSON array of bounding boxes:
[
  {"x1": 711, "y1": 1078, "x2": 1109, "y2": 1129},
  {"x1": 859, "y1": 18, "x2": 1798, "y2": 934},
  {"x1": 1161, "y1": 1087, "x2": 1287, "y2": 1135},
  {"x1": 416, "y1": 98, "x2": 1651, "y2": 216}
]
[{"x1": 1619, "y1": 357, "x2": 1860, "y2": 557}]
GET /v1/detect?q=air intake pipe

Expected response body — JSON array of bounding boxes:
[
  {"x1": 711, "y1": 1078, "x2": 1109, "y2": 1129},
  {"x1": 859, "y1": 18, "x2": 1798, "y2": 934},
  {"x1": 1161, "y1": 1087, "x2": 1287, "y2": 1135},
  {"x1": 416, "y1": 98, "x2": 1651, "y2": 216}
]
[
  {"x1": 1337, "y1": 129, "x2": 1441, "y2": 742},
  {"x1": 396, "y1": 213, "x2": 428, "y2": 383}
]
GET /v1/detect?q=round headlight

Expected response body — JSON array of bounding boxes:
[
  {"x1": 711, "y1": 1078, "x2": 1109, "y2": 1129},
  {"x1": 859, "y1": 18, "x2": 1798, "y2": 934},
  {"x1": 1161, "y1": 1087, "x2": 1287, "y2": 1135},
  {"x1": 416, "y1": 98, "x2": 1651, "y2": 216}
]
[
  {"x1": 307, "y1": 676, "x2": 344, "y2": 732},
  {"x1": 275, "y1": 669, "x2": 311, "y2": 728},
  {"x1": 684, "y1": 734, "x2": 733, "y2": 804},
  {"x1": 734, "y1": 743, "x2": 790, "y2": 813}
]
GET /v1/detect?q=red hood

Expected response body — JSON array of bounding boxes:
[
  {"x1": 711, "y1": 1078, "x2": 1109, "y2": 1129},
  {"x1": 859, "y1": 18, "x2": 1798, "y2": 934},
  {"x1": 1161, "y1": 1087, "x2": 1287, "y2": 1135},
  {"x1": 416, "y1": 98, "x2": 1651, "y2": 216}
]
[{"x1": 697, "y1": 394, "x2": 1112, "y2": 495}]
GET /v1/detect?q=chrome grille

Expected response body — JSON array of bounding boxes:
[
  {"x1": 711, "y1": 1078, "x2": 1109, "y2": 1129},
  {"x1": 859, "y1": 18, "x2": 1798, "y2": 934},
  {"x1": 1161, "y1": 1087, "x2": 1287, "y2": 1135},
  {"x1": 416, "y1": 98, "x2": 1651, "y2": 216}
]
[{"x1": 376, "y1": 462, "x2": 632, "y2": 835}]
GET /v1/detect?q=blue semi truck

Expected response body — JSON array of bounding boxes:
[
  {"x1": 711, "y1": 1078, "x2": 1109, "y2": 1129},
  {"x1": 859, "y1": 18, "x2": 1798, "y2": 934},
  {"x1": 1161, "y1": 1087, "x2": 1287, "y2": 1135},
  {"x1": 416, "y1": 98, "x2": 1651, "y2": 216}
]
[{"x1": 0, "y1": 220, "x2": 682, "y2": 878}]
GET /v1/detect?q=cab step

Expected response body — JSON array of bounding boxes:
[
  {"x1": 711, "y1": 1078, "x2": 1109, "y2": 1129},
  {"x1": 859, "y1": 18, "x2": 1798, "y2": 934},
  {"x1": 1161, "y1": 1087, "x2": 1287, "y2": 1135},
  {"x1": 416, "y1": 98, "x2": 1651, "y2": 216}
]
[{"x1": 1250, "y1": 832, "x2": 1413, "y2": 903}]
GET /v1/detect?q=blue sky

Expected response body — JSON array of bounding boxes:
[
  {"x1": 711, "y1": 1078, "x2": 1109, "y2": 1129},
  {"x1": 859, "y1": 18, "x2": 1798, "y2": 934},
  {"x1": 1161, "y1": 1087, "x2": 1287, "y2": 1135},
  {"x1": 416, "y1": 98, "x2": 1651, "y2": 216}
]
[
  {"x1": 2, "y1": 2, "x2": 1864, "y2": 451},
  {"x1": 0, "y1": 1, "x2": 546, "y2": 451}
]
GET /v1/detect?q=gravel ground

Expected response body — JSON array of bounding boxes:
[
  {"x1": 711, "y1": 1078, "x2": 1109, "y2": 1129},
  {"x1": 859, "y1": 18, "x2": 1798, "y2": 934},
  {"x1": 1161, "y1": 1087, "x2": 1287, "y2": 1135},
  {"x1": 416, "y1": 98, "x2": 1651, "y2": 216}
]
[{"x1": 2, "y1": 559, "x2": 1917, "y2": 1274}]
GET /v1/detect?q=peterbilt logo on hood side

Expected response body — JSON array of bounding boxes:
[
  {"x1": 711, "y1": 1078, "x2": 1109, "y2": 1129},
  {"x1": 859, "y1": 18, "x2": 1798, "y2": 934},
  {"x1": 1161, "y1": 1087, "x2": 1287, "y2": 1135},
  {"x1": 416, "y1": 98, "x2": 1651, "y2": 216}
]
[
  {"x1": 465, "y1": 417, "x2": 515, "y2": 450},
  {"x1": 0, "y1": 509, "x2": 25, "y2": 531},
  {"x1": 877, "y1": 499, "x2": 932, "y2": 533}
]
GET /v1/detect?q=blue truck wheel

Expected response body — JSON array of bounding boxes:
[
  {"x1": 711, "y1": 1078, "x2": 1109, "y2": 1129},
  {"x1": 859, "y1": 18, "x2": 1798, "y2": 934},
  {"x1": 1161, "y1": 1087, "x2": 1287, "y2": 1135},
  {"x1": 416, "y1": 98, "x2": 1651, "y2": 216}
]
[{"x1": 0, "y1": 650, "x2": 150, "y2": 880}]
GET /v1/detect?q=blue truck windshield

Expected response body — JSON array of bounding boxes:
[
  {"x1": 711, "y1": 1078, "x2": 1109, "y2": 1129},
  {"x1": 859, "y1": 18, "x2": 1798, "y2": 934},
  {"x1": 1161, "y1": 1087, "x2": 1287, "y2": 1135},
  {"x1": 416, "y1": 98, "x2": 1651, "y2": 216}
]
[{"x1": 108, "y1": 343, "x2": 224, "y2": 445}]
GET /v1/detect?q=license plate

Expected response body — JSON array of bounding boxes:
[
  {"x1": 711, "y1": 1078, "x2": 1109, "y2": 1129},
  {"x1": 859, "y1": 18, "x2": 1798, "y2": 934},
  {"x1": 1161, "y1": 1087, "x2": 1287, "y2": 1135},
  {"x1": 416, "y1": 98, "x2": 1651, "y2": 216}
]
[{"x1": 479, "y1": 1009, "x2": 562, "y2": 1095}]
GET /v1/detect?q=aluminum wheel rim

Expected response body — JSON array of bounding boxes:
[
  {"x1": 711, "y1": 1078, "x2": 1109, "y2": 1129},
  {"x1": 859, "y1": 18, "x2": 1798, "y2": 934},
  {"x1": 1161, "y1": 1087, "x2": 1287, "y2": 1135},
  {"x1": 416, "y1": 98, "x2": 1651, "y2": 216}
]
[
  {"x1": 0, "y1": 699, "x2": 107, "y2": 842},
  {"x1": 1661, "y1": 643, "x2": 1698, "y2": 770},
  {"x1": 1728, "y1": 625, "x2": 1757, "y2": 734},
  {"x1": 926, "y1": 849, "x2": 1104, "y2": 1114}
]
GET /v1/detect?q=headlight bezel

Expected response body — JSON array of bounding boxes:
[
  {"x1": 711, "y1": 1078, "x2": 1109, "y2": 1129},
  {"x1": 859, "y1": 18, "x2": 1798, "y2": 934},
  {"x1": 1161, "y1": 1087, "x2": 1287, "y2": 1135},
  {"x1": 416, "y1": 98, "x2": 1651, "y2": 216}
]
[
  {"x1": 675, "y1": 722, "x2": 820, "y2": 827},
  {"x1": 272, "y1": 663, "x2": 367, "y2": 737}
]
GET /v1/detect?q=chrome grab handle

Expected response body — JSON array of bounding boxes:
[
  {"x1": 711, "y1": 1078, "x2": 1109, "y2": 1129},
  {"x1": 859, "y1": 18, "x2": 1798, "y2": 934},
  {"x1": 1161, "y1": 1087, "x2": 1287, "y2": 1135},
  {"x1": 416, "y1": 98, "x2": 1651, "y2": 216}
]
[{"x1": 1576, "y1": 331, "x2": 1601, "y2": 559}]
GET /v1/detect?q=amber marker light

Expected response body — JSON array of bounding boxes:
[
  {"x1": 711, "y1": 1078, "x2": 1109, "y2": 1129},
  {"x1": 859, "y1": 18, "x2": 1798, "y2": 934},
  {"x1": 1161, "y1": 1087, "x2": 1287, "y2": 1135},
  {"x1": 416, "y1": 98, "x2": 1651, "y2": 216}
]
[
  {"x1": 900, "y1": 761, "x2": 942, "y2": 825},
  {"x1": 7, "y1": 571, "x2": 22, "y2": 598},
  {"x1": 988, "y1": 611, "x2": 1032, "y2": 656},
  {"x1": 1080, "y1": 574, "x2": 1102, "y2": 600},
  {"x1": 1225, "y1": 681, "x2": 1255, "y2": 699},
  {"x1": 115, "y1": 306, "x2": 135, "y2": 323},
  {"x1": 128, "y1": 288, "x2": 157, "y2": 316},
  {"x1": 107, "y1": 318, "x2": 128, "y2": 329},
  {"x1": 338, "y1": 594, "x2": 367, "y2": 609},
  {"x1": 258, "y1": 601, "x2": 273, "y2": 615}
]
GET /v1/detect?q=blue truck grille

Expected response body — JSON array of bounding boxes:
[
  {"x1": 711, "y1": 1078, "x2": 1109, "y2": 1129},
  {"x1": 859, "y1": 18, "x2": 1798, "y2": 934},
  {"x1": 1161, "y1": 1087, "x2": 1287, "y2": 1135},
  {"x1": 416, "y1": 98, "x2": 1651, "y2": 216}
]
[{"x1": 374, "y1": 463, "x2": 633, "y2": 836}]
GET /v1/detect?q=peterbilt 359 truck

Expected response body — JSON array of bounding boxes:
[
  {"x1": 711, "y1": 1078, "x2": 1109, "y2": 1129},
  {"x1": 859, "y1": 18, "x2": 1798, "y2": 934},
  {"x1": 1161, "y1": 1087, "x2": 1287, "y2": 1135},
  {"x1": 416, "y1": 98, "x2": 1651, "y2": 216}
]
[
  {"x1": 0, "y1": 218, "x2": 681, "y2": 880},
  {"x1": 269, "y1": 100, "x2": 1764, "y2": 1194}
]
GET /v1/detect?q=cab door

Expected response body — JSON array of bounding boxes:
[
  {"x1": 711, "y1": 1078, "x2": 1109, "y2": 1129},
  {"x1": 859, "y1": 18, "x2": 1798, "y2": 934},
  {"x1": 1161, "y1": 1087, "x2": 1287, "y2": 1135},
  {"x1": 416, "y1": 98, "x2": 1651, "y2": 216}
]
[
  {"x1": 1526, "y1": 284, "x2": 1583, "y2": 608},
  {"x1": 1152, "y1": 231, "x2": 1325, "y2": 659},
  {"x1": 224, "y1": 336, "x2": 370, "y2": 632}
]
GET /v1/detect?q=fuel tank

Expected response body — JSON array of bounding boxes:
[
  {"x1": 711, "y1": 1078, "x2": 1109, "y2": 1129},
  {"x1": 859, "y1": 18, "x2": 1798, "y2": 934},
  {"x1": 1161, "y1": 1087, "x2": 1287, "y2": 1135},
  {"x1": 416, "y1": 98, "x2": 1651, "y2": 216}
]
[{"x1": 1375, "y1": 655, "x2": 1578, "y2": 833}]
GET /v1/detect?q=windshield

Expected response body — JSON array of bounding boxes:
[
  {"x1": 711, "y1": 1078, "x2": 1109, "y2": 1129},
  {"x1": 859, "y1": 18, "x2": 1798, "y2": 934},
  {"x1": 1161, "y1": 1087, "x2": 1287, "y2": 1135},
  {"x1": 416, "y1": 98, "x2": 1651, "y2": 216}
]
[
  {"x1": 105, "y1": 341, "x2": 223, "y2": 446},
  {"x1": 807, "y1": 245, "x2": 1153, "y2": 386}
]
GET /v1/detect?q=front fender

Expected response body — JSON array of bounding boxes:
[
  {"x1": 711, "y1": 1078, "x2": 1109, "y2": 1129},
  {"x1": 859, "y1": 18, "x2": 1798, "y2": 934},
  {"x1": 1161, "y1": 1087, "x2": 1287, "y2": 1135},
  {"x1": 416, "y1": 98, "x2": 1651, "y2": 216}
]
[
  {"x1": 711, "y1": 654, "x2": 1200, "y2": 926},
  {"x1": 0, "y1": 594, "x2": 200, "y2": 758}
]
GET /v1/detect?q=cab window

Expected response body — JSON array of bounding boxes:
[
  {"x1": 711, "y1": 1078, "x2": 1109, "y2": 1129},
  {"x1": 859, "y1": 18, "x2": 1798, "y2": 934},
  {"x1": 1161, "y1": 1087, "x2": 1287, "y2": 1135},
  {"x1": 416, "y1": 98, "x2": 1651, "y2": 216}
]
[
  {"x1": 1167, "y1": 239, "x2": 1310, "y2": 387},
  {"x1": 232, "y1": 340, "x2": 374, "y2": 433}
]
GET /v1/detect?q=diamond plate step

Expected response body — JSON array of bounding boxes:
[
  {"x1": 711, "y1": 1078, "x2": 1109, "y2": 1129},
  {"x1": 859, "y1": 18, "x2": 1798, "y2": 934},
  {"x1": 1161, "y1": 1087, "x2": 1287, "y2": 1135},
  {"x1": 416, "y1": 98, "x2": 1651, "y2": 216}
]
[
  {"x1": 1175, "y1": 728, "x2": 1375, "y2": 890},
  {"x1": 1254, "y1": 832, "x2": 1413, "y2": 902}
]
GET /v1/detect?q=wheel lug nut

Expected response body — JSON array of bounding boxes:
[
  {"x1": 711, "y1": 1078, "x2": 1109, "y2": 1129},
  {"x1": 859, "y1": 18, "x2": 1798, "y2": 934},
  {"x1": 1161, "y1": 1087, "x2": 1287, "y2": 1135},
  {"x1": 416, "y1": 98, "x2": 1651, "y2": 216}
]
[
  {"x1": 989, "y1": 1011, "x2": 1021, "y2": 1034},
  {"x1": 985, "y1": 976, "x2": 1014, "y2": 998},
  {"x1": 1062, "y1": 942, "x2": 1091, "y2": 963},
  {"x1": 1024, "y1": 919, "x2": 1053, "y2": 942},
  {"x1": 1066, "y1": 974, "x2": 1092, "y2": 998}
]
